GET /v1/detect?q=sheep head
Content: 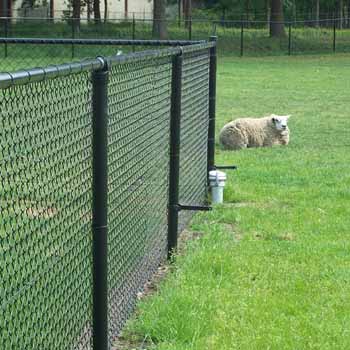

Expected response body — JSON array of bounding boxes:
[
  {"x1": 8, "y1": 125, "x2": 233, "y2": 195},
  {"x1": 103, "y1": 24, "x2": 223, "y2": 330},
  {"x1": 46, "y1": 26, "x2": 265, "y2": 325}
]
[{"x1": 271, "y1": 115, "x2": 290, "y2": 132}]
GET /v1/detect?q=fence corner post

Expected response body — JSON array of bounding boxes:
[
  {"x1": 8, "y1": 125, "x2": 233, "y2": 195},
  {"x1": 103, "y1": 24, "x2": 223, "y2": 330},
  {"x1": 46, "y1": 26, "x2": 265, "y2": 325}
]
[
  {"x1": 333, "y1": 15, "x2": 336, "y2": 53},
  {"x1": 132, "y1": 13, "x2": 136, "y2": 52},
  {"x1": 207, "y1": 36, "x2": 217, "y2": 178},
  {"x1": 4, "y1": 17, "x2": 8, "y2": 58},
  {"x1": 240, "y1": 20, "x2": 244, "y2": 57},
  {"x1": 168, "y1": 51, "x2": 183, "y2": 259},
  {"x1": 92, "y1": 57, "x2": 109, "y2": 350},
  {"x1": 71, "y1": 18, "x2": 75, "y2": 59}
]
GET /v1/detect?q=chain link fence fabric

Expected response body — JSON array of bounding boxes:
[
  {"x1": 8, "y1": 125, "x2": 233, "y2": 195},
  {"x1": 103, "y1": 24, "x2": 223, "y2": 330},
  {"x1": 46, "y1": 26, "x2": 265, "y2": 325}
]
[
  {"x1": 106, "y1": 56, "x2": 172, "y2": 344},
  {"x1": 0, "y1": 42, "x2": 214, "y2": 349},
  {"x1": 0, "y1": 72, "x2": 93, "y2": 349},
  {"x1": 178, "y1": 49, "x2": 210, "y2": 232}
]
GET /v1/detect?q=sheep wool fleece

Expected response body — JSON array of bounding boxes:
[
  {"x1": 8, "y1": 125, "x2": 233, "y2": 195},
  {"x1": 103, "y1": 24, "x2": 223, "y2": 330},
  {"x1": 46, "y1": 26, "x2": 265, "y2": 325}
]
[{"x1": 219, "y1": 116, "x2": 290, "y2": 150}]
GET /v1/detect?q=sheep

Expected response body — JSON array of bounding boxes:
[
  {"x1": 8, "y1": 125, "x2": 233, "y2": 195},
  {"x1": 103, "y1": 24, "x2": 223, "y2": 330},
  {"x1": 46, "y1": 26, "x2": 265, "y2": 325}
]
[{"x1": 219, "y1": 114, "x2": 290, "y2": 150}]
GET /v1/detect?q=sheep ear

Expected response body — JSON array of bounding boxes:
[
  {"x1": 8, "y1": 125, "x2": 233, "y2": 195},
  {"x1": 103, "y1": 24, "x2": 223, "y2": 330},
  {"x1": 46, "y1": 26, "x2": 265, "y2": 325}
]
[{"x1": 272, "y1": 117, "x2": 276, "y2": 123}]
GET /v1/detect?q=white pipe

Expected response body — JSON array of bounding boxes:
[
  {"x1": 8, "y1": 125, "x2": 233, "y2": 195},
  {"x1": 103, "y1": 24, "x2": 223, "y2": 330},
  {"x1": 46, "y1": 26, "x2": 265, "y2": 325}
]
[{"x1": 209, "y1": 170, "x2": 227, "y2": 204}]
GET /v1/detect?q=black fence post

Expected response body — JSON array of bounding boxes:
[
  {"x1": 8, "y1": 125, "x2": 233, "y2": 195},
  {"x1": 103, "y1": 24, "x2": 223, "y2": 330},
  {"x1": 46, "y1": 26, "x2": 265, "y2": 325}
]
[
  {"x1": 71, "y1": 19, "x2": 75, "y2": 59},
  {"x1": 207, "y1": 36, "x2": 217, "y2": 176},
  {"x1": 333, "y1": 16, "x2": 336, "y2": 53},
  {"x1": 168, "y1": 52, "x2": 183, "y2": 258},
  {"x1": 92, "y1": 58, "x2": 109, "y2": 350},
  {"x1": 4, "y1": 18, "x2": 8, "y2": 58},
  {"x1": 288, "y1": 22, "x2": 292, "y2": 56},
  {"x1": 240, "y1": 20, "x2": 244, "y2": 57},
  {"x1": 212, "y1": 22, "x2": 217, "y2": 36},
  {"x1": 132, "y1": 13, "x2": 136, "y2": 52}
]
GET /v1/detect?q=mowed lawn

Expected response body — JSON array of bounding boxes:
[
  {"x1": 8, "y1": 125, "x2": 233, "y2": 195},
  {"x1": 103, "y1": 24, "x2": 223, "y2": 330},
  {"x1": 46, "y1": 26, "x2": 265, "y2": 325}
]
[{"x1": 121, "y1": 55, "x2": 350, "y2": 349}]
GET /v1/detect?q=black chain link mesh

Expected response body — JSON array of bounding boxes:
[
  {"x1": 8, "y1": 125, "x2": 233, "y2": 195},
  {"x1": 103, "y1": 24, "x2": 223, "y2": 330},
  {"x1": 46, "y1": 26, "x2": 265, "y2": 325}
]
[
  {"x1": 0, "y1": 72, "x2": 93, "y2": 349},
  {"x1": 0, "y1": 44, "x2": 212, "y2": 349},
  {"x1": 178, "y1": 49, "x2": 210, "y2": 232},
  {"x1": 106, "y1": 57, "x2": 172, "y2": 344},
  {"x1": 0, "y1": 43, "x2": 125, "y2": 72}
]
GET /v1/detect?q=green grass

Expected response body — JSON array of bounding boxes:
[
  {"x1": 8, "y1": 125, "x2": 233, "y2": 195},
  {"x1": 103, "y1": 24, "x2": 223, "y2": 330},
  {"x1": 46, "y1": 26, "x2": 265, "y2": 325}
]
[{"x1": 121, "y1": 54, "x2": 350, "y2": 349}]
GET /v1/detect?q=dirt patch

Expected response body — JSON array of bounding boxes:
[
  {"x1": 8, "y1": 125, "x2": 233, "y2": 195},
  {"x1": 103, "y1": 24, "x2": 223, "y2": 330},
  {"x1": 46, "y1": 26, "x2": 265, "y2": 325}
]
[
  {"x1": 276, "y1": 232, "x2": 295, "y2": 241},
  {"x1": 113, "y1": 334, "x2": 151, "y2": 350},
  {"x1": 221, "y1": 223, "x2": 243, "y2": 241},
  {"x1": 223, "y1": 202, "x2": 255, "y2": 208},
  {"x1": 26, "y1": 206, "x2": 58, "y2": 219},
  {"x1": 251, "y1": 231, "x2": 296, "y2": 241},
  {"x1": 177, "y1": 229, "x2": 204, "y2": 253},
  {"x1": 112, "y1": 229, "x2": 203, "y2": 350}
]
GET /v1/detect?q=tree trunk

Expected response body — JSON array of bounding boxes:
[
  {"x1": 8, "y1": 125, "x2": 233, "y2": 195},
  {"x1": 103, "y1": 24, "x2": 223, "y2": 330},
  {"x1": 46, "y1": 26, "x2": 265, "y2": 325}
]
[
  {"x1": 104, "y1": 0, "x2": 107, "y2": 22},
  {"x1": 183, "y1": 0, "x2": 192, "y2": 28},
  {"x1": 49, "y1": 0, "x2": 54, "y2": 19},
  {"x1": 246, "y1": 0, "x2": 250, "y2": 21},
  {"x1": 1, "y1": 0, "x2": 10, "y2": 17},
  {"x1": 270, "y1": 0, "x2": 285, "y2": 37},
  {"x1": 72, "y1": 0, "x2": 81, "y2": 33},
  {"x1": 87, "y1": 0, "x2": 91, "y2": 21},
  {"x1": 93, "y1": 0, "x2": 101, "y2": 24},
  {"x1": 315, "y1": 0, "x2": 320, "y2": 27},
  {"x1": 152, "y1": 0, "x2": 167, "y2": 39},
  {"x1": 339, "y1": 0, "x2": 343, "y2": 29}
]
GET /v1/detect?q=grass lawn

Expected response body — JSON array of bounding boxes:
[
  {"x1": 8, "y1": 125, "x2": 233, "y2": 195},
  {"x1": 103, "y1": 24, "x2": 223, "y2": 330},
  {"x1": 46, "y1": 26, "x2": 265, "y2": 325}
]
[{"x1": 120, "y1": 54, "x2": 350, "y2": 349}]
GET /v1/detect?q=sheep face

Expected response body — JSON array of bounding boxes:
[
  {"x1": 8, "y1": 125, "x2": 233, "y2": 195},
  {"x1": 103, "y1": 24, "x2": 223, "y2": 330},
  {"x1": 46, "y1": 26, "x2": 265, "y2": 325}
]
[{"x1": 271, "y1": 115, "x2": 290, "y2": 132}]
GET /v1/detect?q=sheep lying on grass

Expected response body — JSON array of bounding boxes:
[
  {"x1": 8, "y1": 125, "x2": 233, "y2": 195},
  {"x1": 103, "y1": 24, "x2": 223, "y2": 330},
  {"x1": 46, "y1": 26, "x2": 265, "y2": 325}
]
[{"x1": 219, "y1": 114, "x2": 290, "y2": 150}]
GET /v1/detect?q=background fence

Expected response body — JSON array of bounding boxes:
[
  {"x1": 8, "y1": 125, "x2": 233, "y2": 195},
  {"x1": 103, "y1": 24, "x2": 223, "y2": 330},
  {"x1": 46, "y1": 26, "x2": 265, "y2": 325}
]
[
  {"x1": 0, "y1": 39, "x2": 216, "y2": 349},
  {"x1": 1, "y1": 16, "x2": 350, "y2": 56}
]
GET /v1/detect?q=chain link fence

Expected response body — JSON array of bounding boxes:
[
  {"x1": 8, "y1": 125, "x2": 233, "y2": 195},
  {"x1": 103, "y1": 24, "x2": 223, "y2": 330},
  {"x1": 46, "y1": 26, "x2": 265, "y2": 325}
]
[
  {"x1": 0, "y1": 39, "x2": 216, "y2": 349},
  {"x1": 1, "y1": 17, "x2": 350, "y2": 56},
  {"x1": 0, "y1": 70, "x2": 93, "y2": 350}
]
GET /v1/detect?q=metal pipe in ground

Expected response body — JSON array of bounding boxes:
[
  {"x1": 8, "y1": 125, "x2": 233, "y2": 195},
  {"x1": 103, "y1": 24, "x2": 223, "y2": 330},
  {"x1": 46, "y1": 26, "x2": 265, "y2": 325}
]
[{"x1": 240, "y1": 21, "x2": 244, "y2": 57}]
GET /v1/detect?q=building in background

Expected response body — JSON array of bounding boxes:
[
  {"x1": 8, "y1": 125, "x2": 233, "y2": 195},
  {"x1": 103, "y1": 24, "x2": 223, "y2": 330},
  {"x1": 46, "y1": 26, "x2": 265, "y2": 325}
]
[{"x1": 1, "y1": 0, "x2": 153, "y2": 20}]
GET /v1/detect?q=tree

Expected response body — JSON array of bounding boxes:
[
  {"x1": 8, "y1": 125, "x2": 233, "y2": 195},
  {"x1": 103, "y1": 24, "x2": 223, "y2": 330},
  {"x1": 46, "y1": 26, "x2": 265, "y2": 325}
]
[
  {"x1": 270, "y1": 0, "x2": 285, "y2": 37},
  {"x1": 339, "y1": 0, "x2": 343, "y2": 29},
  {"x1": 72, "y1": 0, "x2": 81, "y2": 32},
  {"x1": 153, "y1": 0, "x2": 167, "y2": 39},
  {"x1": 315, "y1": 0, "x2": 320, "y2": 26},
  {"x1": 104, "y1": 0, "x2": 107, "y2": 22},
  {"x1": 183, "y1": 0, "x2": 192, "y2": 27},
  {"x1": 93, "y1": 0, "x2": 101, "y2": 23}
]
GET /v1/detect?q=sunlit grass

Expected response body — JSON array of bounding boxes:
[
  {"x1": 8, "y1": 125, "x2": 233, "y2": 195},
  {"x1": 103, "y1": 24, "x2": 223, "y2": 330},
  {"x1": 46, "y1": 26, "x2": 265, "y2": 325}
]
[{"x1": 121, "y1": 54, "x2": 350, "y2": 349}]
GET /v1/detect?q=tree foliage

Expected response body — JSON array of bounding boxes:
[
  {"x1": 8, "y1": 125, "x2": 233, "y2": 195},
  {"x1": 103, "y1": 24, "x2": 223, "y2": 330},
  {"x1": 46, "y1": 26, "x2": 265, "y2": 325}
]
[
  {"x1": 201, "y1": 0, "x2": 344, "y2": 22},
  {"x1": 153, "y1": 0, "x2": 168, "y2": 39}
]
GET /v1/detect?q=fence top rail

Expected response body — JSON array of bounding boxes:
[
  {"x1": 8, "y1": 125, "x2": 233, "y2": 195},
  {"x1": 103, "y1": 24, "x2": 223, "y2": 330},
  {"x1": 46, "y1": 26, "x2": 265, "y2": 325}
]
[
  {"x1": 0, "y1": 58, "x2": 104, "y2": 89},
  {"x1": 0, "y1": 40, "x2": 215, "y2": 89},
  {"x1": 0, "y1": 37, "x2": 206, "y2": 47}
]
